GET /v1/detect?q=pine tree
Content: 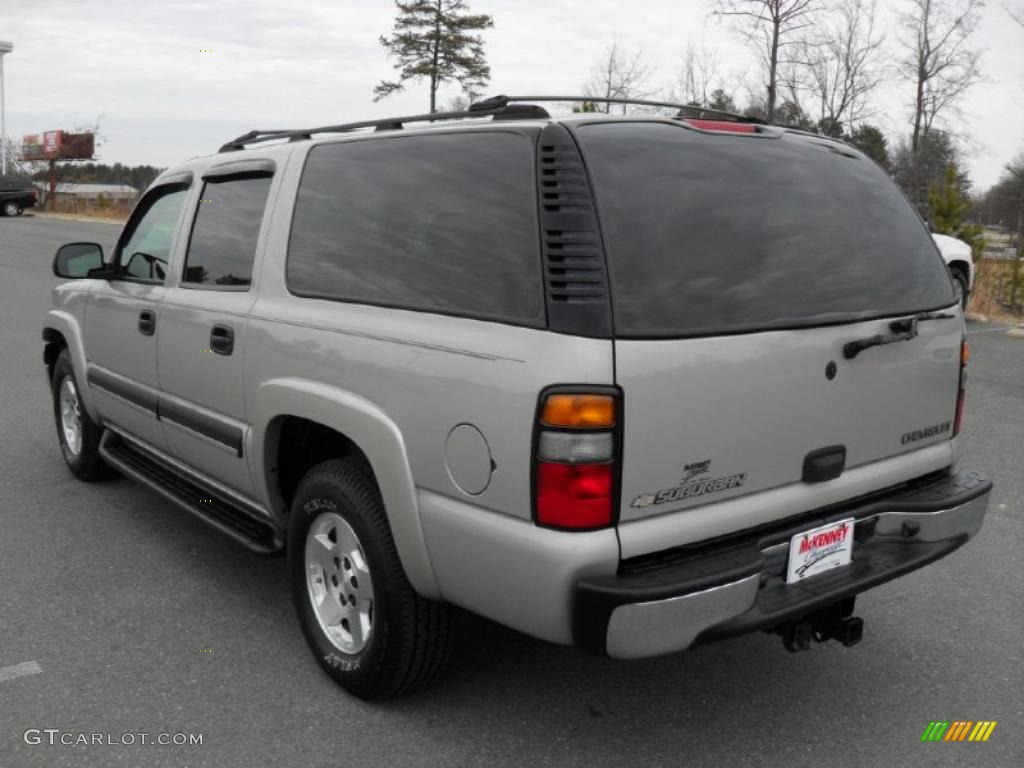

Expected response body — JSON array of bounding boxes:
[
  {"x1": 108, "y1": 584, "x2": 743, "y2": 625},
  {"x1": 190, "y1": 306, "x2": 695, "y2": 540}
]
[
  {"x1": 708, "y1": 88, "x2": 737, "y2": 113},
  {"x1": 928, "y1": 164, "x2": 983, "y2": 254},
  {"x1": 848, "y1": 124, "x2": 889, "y2": 172},
  {"x1": 374, "y1": 0, "x2": 494, "y2": 113}
]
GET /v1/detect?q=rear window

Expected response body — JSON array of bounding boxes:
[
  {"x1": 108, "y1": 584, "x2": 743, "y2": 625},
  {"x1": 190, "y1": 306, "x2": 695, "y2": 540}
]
[
  {"x1": 576, "y1": 122, "x2": 954, "y2": 337},
  {"x1": 287, "y1": 131, "x2": 543, "y2": 325}
]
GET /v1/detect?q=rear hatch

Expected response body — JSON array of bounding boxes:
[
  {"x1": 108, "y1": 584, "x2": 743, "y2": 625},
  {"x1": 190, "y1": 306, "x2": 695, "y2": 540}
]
[{"x1": 574, "y1": 121, "x2": 961, "y2": 526}]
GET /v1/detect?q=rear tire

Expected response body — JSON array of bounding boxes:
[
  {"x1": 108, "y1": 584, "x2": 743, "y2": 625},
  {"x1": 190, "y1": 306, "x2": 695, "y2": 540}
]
[
  {"x1": 51, "y1": 349, "x2": 108, "y2": 480},
  {"x1": 2, "y1": 201, "x2": 22, "y2": 217},
  {"x1": 288, "y1": 458, "x2": 452, "y2": 700}
]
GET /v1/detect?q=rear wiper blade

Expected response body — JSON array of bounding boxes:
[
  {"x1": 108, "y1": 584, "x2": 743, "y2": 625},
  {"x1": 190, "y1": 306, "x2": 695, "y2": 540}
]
[{"x1": 843, "y1": 311, "x2": 956, "y2": 360}]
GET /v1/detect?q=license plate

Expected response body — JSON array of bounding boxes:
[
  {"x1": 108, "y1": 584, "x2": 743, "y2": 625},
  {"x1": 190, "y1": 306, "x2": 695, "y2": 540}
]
[{"x1": 786, "y1": 518, "x2": 854, "y2": 584}]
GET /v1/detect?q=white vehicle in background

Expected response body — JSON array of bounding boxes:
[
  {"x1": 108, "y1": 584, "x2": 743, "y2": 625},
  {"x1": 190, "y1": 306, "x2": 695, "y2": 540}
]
[{"x1": 932, "y1": 233, "x2": 974, "y2": 308}]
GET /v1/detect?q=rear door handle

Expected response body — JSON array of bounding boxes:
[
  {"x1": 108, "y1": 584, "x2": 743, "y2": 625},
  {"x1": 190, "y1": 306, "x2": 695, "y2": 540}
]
[
  {"x1": 210, "y1": 324, "x2": 234, "y2": 356},
  {"x1": 138, "y1": 310, "x2": 156, "y2": 336}
]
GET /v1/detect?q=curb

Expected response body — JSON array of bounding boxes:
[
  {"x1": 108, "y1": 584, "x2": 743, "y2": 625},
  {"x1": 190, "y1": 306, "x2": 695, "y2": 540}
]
[{"x1": 31, "y1": 212, "x2": 126, "y2": 225}]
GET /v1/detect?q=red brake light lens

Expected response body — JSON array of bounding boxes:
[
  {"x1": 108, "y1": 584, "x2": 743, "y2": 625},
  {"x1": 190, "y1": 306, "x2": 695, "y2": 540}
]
[
  {"x1": 682, "y1": 119, "x2": 757, "y2": 133},
  {"x1": 536, "y1": 462, "x2": 613, "y2": 530},
  {"x1": 534, "y1": 389, "x2": 620, "y2": 531}
]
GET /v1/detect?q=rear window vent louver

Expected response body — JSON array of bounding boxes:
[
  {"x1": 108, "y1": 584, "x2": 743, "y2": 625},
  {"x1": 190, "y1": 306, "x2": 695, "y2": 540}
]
[{"x1": 537, "y1": 124, "x2": 612, "y2": 337}]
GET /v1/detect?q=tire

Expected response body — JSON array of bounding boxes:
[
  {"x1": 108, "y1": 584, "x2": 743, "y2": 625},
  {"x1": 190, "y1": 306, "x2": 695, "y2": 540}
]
[
  {"x1": 2, "y1": 201, "x2": 21, "y2": 217},
  {"x1": 951, "y1": 271, "x2": 969, "y2": 309},
  {"x1": 51, "y1": 349, "x2": 108, "y2": 480},
  {"x1": 288, "y1": 459, "x2": 452, "y2": 700}
]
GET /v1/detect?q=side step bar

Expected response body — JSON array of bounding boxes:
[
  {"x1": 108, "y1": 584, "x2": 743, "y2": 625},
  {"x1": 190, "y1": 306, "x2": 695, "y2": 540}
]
[{"x1": 99, "y1": 431, "x2": 283, "y2": 555}]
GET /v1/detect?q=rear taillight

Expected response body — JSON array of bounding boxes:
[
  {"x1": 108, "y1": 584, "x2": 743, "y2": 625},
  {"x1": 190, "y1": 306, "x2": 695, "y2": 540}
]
[
  {"x1": 954, "y1": 339, "x2": 969, "y2": 436},
  {"x1": 534, "y1": 389, "x2": 620, "y2": 530}
]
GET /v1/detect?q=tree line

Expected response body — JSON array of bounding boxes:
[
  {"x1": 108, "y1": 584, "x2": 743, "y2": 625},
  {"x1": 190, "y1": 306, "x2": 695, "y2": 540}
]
[{"x1": 28, "y1": 162, "x2": 165, "y2": 192}]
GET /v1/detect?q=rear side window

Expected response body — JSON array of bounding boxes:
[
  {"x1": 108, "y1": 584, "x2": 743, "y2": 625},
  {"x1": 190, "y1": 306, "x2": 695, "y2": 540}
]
[
  {"x1": 287, "y1": 132, "x2": 543, "y2": 324},
  {"x1": 576, "y1": 122, "x2": 954, "y2": 337},
  {"x1": 182, "y1": 175, "x2": 272, "y2": 288}
]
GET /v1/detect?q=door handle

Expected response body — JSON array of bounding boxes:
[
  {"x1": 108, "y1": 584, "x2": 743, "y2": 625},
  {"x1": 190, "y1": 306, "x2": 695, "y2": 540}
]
[
  {"x1": 210, "y1": 324, "x2": 234, "y2": 356},
  {"x1": 138, "y1": 310, "x2": 156, "y2": 336}
]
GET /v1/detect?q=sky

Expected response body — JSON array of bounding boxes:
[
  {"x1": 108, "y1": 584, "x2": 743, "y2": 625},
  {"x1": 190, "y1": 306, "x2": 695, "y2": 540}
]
[{"x1": 1, "y1": 0, "x2": 1022, "y2": 190}]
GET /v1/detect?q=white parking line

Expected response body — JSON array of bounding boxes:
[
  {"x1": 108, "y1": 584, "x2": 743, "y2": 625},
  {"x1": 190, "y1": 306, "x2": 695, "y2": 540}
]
[{"x1": 0, "y1": 661, "x2": 42, "y2": 683}]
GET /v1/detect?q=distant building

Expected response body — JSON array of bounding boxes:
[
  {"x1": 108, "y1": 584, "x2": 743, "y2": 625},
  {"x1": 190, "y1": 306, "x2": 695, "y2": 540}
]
[{"x1": 35, "y1": 182, "x2": 138, "y2": 203}]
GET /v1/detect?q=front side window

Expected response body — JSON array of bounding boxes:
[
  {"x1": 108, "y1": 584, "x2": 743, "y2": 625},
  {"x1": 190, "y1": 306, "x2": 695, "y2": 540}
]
[
  {"x1": 116, "y1": 187, "x2": 188, "y2": 282},
  {"x1": 286, "y1": 131, "x2": 544, "y2": 324},
  {"x1": 182, "y1": 175, "x2": 272, "y2": 288}
]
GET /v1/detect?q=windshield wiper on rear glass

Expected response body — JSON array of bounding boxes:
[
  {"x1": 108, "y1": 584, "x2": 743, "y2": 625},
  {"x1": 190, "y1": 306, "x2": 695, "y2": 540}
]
[{"x1": 843, "y1": 310, "x2": 956, "y2": 359}]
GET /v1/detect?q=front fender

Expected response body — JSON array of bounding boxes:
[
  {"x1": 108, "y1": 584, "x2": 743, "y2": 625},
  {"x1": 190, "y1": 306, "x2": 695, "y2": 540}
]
[{"x1": 250, "y1": 377, "x2": 440, "y2": 599}]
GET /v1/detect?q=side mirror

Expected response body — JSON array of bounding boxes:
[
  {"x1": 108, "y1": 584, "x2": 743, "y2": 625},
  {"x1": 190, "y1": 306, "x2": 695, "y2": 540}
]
[{"x1": 52, "y1": 242, "x2": 106, "y2": 279}]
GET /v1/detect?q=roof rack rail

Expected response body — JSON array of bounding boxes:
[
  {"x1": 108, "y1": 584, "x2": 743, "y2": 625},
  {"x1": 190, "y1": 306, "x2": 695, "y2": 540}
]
[
  {"x1": 217, "y1": 95, "x2": 763, "y2": 153},
  {"x1": 217, "y1": 97, "x2": 551, "y2": 152},
  {"x1": 504, "y1": 95, "x2": 763, "y2": 124}
]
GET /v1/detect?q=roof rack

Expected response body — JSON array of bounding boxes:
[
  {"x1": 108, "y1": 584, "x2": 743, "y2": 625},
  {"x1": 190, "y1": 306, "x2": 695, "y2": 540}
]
[
  {"x1": 217, "y1": 95, "x2": 763, "y2": 153},
  {"x1": 506, "y1": 95, "x2": 763, "y2": 124},
  {"x1": 217, "y1": 97, "x2": 550, "y2": 152}
]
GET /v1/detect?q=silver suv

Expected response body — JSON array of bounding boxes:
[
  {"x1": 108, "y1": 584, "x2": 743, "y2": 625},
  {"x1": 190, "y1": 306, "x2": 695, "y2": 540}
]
[{"x1": 44, "y1": 96, "x2": 992, "y2": 699}]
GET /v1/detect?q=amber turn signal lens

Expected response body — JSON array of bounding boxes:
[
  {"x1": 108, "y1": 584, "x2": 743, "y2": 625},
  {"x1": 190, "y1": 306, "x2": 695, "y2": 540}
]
[
  {"x1": 541, "y1": 394, "x2": 615, "y2": 428},
  {"x1": 961, "y1": 340, "x2": 970, "y2": 365}
]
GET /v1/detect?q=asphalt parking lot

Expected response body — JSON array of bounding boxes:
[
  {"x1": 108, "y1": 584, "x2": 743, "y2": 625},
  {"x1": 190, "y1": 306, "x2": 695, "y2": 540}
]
[{"x1": 1, "y1": 213, "x2": 1022, "y2": 768}]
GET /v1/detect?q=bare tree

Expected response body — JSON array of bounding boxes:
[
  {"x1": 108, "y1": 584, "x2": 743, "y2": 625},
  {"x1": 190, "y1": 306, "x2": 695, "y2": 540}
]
[
  {"x1": 795, "y1": 0, "x2": 885, "y2": 136},
  {"x1": 670, "y1": 40, "x2": 721, "y2": 106},
  {"x1": 897, "y1": 0, "x2": 984, "y2": 154},
  {"x1": 1006, "y1": 2, "x2": 1024, "y2": 27},
  {"x1": 444, "y1": 93, "x2": 471, "y2": 112},
  {"x1": 583, "y1": 40, "x2": 655, "y2": 114},
  {"x1": 714, "y1": 0, "x2": 818, "y2": 122}
]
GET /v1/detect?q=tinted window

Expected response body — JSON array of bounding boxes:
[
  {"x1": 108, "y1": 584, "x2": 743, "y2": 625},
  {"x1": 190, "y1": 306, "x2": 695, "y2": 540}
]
[
  {"x1": 287, "y1": 132, "x2": 543, "y2": 323},
  {"x1": 1, "y1": 175, "x2": 32, "y2": 189},
  {"x1": 117, "y1": 187, "x2": 188, "y2": 282},
  {"x1": 183, "y1": 175, "x2": 271, "y2": 287},
  {"x1": 577, "y1": 122, "x2": 954, "y2": 337}
]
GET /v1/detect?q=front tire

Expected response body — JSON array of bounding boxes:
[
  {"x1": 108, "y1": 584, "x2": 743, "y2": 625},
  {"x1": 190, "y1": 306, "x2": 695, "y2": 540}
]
[
  {"x1": 51, "y1": 349, "x2": 108, "y2": 480},
  {"x1": 288, "y1": 459, "x2": 451, "y2": 700}
]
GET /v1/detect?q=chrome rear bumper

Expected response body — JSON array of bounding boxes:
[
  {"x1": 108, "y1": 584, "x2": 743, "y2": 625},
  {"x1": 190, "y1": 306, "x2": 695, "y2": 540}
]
[{"x1": 574, "y1": 471, "x2": 991, "y2": 659}]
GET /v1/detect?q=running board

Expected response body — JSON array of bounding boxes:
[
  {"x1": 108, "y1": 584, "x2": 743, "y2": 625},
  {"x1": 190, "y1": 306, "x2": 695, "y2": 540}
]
[{"x1": 99, "y1": 431, "x2": 283, "y2": 555}]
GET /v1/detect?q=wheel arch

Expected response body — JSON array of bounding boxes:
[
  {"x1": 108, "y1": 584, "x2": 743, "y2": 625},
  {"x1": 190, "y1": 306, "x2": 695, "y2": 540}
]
[
  {"x1": 42, "y1": 311, "x2": 98, "y2": 418},
  {"x1": 947, "y1": 259, "x2": 971, "y2": 290},
  {"x1": 252, "y1": 377, "x2": 440, "y2": 598}
]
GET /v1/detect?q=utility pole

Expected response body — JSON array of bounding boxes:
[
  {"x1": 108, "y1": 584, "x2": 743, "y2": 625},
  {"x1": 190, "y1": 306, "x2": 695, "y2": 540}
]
[
  {"x1": 48, "y1": 158, "x2": 57, "y2": 211},
  {"x1": 0, "y1": 41, "x2": 13, "y2": 176},
  {"x1": 1011, "y1": 204, "x2": 1024, "y2": 314}
]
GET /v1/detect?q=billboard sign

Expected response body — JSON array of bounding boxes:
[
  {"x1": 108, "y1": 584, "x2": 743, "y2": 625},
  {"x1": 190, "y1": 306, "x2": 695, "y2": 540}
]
[{"x1": 21, "y1": 131, "x2": 95, "y2": 161}]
